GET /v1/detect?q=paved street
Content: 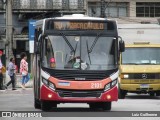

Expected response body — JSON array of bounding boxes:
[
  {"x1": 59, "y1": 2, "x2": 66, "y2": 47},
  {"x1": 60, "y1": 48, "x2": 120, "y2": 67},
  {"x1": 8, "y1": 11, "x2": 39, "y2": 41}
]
[{"x1": 0, "y1": 88, "x2": 160, "y2": 112}]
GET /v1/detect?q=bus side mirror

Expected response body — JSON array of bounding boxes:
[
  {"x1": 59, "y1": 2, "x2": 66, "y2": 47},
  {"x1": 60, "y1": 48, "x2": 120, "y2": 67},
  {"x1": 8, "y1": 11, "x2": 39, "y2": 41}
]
[
  {"x1": 119, "y1": 40, "x2": 125, "y2": 52},
  {"x1": 118, "y1": 36, "x2": 125, "y2": 52},
  {"x1": 35, "y1": 42, "x2": 40, "y2": 54},
  {"x1": 35, "y1": 34, "x2": 42, "y2": 54}
]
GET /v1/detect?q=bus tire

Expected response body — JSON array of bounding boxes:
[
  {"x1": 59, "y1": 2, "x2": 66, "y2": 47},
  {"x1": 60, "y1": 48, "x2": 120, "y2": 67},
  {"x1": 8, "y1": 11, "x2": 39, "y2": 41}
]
[
  {"x1": 89, "y1": 103, "x2": 99, "y2": 110},
  {"x1": 118, "y1": 84, "x2": 126, "y2": 99},
  {"x1": 101, "y1": 102, "x2": 111, "y2": 111},
  {"x1": 52, "y1": 103, "x2": 57, "y2": 108},
  {"x1": 41, "y1": 101, "x2": 52, "y2": 111},
  {"x1": 34, "y1": 98, "x2": 41, "y2": 109}
]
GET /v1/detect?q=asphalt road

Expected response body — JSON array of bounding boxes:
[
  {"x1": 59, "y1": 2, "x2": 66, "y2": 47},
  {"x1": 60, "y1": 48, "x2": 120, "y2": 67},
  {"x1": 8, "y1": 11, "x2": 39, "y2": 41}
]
[{"x1": 0, "y1": 88, "x2": 160, "y2": 118}]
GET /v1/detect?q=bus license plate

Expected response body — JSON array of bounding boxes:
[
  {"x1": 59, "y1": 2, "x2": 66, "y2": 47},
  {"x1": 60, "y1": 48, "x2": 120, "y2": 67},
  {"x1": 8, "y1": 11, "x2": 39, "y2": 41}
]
[{"x1": 140, "y1": 84, "x2": 149, "y2": 88}]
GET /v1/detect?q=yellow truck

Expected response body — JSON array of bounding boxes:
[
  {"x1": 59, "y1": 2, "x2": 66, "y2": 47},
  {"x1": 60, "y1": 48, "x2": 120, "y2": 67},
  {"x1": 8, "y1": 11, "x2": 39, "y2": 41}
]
[{"x1": 118, "y1": 24, "x2": 160, "y2": 98}]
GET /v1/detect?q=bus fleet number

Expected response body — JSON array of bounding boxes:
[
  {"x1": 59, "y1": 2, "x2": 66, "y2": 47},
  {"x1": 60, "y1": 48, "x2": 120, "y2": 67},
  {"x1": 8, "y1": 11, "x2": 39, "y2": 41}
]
[{"x1": 91, "y1": 83, "x2": 102, "y2": 89}]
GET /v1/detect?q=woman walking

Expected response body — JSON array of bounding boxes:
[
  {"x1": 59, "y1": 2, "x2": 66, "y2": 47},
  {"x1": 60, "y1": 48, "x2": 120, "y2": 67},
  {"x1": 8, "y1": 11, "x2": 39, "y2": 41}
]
[{"x1": 20, "y1": 52, "x2": 29, "y2": 89}]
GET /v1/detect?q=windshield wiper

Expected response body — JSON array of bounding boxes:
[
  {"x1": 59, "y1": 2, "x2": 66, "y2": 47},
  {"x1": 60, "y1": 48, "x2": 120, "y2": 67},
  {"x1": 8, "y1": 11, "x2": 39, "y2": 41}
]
[
  {"x1": 86, "y1": 40, "x2": 91, "y2": 64},
  {"x1": 88, "y1": 34, "x2": 101, "y2": 53},
  {"x1": 86, "y1": 34, "x2": 101, "y2": 64},
  {"x1": 60, "y1": 33, "x2": 75, "y2": 54}
]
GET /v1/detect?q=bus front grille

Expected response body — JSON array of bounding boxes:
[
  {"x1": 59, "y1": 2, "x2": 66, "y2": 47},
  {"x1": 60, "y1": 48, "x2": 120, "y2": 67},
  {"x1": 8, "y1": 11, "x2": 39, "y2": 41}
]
[
  {"x1": 57, "y1": 90, "x2": 103, "y2": 98},
  {"x1": 53, "y1": 70, "x2": 109, "y2": 80},
  {"x1": 42, "y1": 68, "x2": 118, "y2": 81}
]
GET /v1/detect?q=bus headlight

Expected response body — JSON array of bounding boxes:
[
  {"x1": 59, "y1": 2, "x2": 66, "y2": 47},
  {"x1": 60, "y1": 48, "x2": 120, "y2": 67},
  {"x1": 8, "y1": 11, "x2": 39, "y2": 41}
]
[
  {"x1": 42, "y1": 78, "x2": 56, "y2": 91},
  {"x1": 104, "y1": 79, "x2": 117, "y2": 91},
  {"x1": 111, "y1": 79, "x2": 117, "y2": 87},
  {"x1": 104, "y1": 84, "x2": 111, "y2": 91},
  {"x1": 42, "y1": 78, "x2": 48, "y2": 85},
  {"x1": 49, "y1": 82, "x2": 56, "y2": 91}
]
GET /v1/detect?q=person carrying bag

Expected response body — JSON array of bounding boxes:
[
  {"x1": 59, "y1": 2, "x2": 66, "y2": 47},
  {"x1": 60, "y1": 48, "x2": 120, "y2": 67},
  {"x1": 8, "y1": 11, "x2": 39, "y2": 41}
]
[
  {"x1": 20, "y1": 52, "x2": 30, "y2": 89},
  {"x1": 0, "y1": 50, "x2": 4, "y2": 90}
]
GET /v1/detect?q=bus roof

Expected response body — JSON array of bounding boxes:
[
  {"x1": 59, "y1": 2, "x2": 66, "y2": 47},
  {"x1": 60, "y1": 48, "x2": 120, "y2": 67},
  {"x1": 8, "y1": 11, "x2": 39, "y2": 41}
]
[
  {"x1": 35, "y1": 14, "x2": 117, "y2": 32},
  {"x1": 36, "y1": 14, "x2": 114, "y2": 25},
  {"x1": 54, "y1": 14, "x2": 107, "y2": 21}
]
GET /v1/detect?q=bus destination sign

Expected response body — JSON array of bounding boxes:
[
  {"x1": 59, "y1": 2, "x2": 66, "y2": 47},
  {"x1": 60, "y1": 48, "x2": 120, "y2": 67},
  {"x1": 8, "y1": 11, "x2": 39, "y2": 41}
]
[{"x1": 52, "y1": 21, "x2": 106, "y2": 30}]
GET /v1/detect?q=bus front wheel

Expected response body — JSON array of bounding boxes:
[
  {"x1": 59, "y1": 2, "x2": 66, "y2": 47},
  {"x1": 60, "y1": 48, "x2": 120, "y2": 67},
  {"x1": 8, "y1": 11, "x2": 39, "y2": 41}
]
[
  {"x1": 34, "y1": 98, "x2": 41, "y2": 109},
  {"x1": 89, "y1": 102, "x2": 111, "y2": 111},
  {"x1": 101, "y1": 102, "x2": 111, "y2": 111},
  {"x1": 89, "y1": 103, "x2": 99, "y2": 110},
  {"x1": 41, "y1": 101, "x2": 52, "y2": 111}
]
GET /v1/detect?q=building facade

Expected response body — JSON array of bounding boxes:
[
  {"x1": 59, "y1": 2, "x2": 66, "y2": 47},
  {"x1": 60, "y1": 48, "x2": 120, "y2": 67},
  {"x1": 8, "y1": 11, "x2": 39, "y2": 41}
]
[
  {"x1": 87, "y1": 0, "x2": 160, "y2": 24},
  {"x1": 0, "y1": 0, "x2": 160, "y2": 72},
  {"x1": 0, "y1": 0, "x2": 86, "y2": 72}
]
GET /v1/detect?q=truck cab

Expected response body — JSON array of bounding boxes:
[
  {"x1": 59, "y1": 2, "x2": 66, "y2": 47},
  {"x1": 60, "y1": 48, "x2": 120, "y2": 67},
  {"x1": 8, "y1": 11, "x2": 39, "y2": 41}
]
[
  {"x1": 119, "y1": 42, "x2": 160, "y2": 98},
  {"x1": 118, "y1": 24, "x2": 160, "y2": 98}
]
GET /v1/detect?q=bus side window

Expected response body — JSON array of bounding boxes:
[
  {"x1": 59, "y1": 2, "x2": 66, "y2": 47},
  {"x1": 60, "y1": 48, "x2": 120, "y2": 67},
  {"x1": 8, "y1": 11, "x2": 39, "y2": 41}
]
[
  {"x1": 44, "y1": 38, "x2": 54, "y2": 68},
  {"x1": 34, "y1": 28, "x2": 42, "y2": 54}
]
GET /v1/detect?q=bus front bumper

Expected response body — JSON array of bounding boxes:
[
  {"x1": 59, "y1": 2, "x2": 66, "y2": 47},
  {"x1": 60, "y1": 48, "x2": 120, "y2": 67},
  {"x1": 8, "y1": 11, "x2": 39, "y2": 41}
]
[
  {"x1": 120, "y1": 84, "x2": 160, "y2": 92},
  {"x1": 40, "y1": 85, "x2": 118, "y2": 102}
]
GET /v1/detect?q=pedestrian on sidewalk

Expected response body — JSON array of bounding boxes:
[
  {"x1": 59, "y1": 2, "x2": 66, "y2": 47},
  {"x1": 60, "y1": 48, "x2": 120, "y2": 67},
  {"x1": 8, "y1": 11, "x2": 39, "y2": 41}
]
[
  {"x1": 0, "y1": 50, "x2": 6, "y2": 90},
  {"x1": 5, "y1": 58, "x2": 16, "y2": 90},
  {"x1": 0, "y1": 50, "x2": 4, "y2": 90},
  {"x1": 20, "y1": 52, "x2": 30, "y2": 89}
]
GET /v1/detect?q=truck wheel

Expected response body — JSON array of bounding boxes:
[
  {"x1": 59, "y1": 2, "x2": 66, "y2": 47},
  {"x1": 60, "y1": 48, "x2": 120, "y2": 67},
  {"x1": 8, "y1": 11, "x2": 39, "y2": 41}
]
[
  {"x1": 101, "y1": 102, "x2": 111, "y2": 111},
  {"x1": 41, "y1": 101, "x2": 52, "y2": 111},
  {"x1": 150, "y1": 92, "x2": 155, "y2": 97},
  {"x1": 156, "y1": 91, "x2": 160, "y2": 96},
  {"x1": 118, "y1": 85, "x2": 126, "y2": 99},
  {"x1": 34, "y1": 98, "x2": 41, "y2": 109}
]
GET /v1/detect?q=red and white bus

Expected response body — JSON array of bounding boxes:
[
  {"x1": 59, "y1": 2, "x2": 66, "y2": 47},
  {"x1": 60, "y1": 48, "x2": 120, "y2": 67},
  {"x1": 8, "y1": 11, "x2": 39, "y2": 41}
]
[{"x1": 33, "y1": 14, "x2": 125, "y2": 111}]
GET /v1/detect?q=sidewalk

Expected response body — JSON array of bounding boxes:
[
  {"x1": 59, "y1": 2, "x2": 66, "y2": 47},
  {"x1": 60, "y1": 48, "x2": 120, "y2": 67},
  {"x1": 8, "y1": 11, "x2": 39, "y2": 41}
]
[
  {"x1": 15, "y1": 74, "x2": 33, "y2": 88},
  {"x1": 0, "y1": 87, "x2": 33, "y2": 94},
  {"x1": 3, "y1": 73, "x2": 33, "y2": 88}
]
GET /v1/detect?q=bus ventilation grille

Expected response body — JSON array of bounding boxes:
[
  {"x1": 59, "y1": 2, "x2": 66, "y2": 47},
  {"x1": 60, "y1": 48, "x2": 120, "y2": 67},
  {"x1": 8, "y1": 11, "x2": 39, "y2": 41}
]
[{"x1": 57, "y1": 90, "x2": 103, "y2": 97}]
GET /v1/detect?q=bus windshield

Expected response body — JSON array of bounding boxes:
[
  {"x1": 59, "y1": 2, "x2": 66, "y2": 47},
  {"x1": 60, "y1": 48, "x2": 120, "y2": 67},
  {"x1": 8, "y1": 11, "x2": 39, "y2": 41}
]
[
  {"x1": 42, "y1": 34, "x2": 116, "y2": 70},
  {"x1": 122, "y1": 48, "x2": 160, "y2": 65}
]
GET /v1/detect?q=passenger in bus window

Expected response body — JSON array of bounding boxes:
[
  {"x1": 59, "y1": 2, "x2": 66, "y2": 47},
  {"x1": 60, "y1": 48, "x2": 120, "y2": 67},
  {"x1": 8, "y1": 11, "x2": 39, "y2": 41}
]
[{"x1": 50, "y1": 58, "x2": 56, "y2": 68}]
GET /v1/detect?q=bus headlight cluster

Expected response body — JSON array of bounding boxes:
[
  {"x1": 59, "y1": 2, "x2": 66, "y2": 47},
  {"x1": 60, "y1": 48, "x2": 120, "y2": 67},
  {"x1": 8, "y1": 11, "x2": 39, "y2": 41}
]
[
  {"x1": 42, "y1": 78, "x2": 56, "y2": 91},
  {"x1": 42, "y1": 78, "x2": 48, "y2": 85},
  {"x1": 49, "y1": 82, "x2": 56, "y2": 91},
  {"x1": 104, "y1": 84, "x2": 111, "y2": 91},
  {"x1": 104, "y1": 79, "x2": 117, "y2": 91}
]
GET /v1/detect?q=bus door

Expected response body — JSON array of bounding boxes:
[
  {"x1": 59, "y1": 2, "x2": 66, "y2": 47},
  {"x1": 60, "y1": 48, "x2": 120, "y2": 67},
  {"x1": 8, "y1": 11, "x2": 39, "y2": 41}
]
[{"x1": 34, "y1": 29, "x2": 42, "y2": 100}]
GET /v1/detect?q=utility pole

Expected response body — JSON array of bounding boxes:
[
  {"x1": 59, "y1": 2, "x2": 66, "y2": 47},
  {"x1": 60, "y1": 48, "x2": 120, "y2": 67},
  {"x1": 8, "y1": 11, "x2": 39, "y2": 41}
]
[
  {"x1": 101, "y1": 0, "x2": 106, "y2": 18},
  {"x1": 101, "y1": 0, "x2": 111, "y2": 18},
  {"x1": 5, "y1": 0, "x2": 13, "y2": 82},
  {"x1": 6, "y1": 0, "x2": 13, "y2": 61}
]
